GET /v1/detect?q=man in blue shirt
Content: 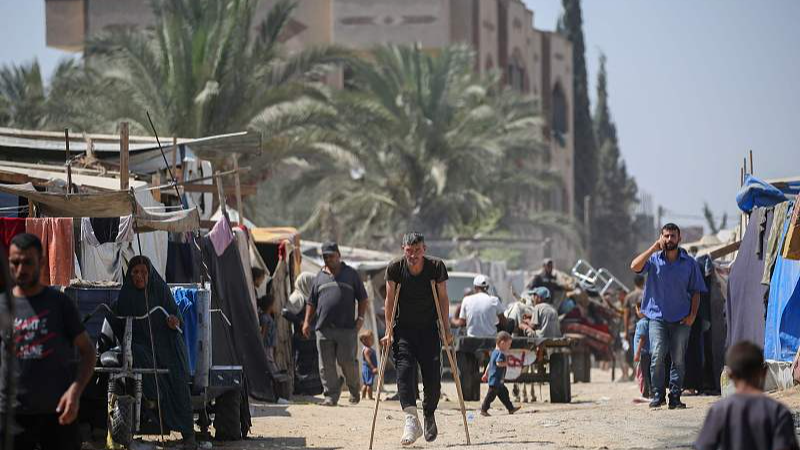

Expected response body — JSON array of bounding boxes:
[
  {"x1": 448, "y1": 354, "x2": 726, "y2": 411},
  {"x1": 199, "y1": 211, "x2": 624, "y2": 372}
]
[{"x1": 630, "y1": 223, "x2": 707, "y2": 409}]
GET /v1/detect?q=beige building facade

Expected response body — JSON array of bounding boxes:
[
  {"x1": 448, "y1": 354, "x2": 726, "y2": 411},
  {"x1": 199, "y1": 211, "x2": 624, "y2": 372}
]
[{"x1": 45, "y1": 0, "x2": 576, "y2": 265}]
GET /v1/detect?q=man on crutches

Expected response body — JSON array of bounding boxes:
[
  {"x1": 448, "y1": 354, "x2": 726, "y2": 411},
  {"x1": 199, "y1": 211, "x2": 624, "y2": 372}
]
[{"x1": 381, "y1": 232, "x2": 452, "y2": 446}]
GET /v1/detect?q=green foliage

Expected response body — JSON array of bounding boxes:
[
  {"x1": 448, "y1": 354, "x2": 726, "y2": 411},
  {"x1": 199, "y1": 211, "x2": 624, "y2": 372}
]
[
  {"x1": 281, "y1": 44, "x2": 565, "y2": 249},
  {"x1": 703, "y1": 202, "x2": 728, "y2": 234},
  {"x1": 591, "y1": 54, "x2": 639, "y2": 280},
  {"x1": 80, "y1": 0, "x2": 353, "y2": 179},
  {"x1": 560, "y1": 0, "x2": 597, "y2": 222}
]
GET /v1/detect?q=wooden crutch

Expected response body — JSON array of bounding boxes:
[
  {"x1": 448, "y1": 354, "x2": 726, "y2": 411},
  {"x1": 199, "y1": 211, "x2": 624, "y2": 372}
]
[
  {"x1": 430, "y1": 280, "x2": 471, "y2": 445},
  {"x1": 368, "y1": 284, "x2": 401, "y2": 450}
]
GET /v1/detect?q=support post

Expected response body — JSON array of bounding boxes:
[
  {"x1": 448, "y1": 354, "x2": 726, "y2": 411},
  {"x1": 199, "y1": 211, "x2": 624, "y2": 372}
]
[
  {"x1": 120, "y1": 122, "x2": 129, "y2": 191},
  {"x1": 233, "y1": 153, "x2": 243, "y2": 226},
  {"x1": 64, "y1": 129, "x2": 73, "y2": 194},
  {"x1": 216, "y1": 173, "x2": 226, "y2": 218}
]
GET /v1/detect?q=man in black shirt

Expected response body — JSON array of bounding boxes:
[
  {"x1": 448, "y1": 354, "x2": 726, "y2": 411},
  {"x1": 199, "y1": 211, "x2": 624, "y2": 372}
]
[
  {"x1": 0, "y1": 233, "x2": 96, "y2": 450},
  {"x1": 694, "y1": 340, "x2": 799, "y2": 450},
  {"x1": 303, "y1": 242, "x2": 368, "y2": 406},
  {"x1": 382, "y1": 232, "x2": 451, "y2": 446}
]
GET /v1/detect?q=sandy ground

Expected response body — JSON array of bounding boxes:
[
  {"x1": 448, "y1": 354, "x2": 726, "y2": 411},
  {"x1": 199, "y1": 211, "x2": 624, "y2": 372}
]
[
  {"x1": 217, "y1": 369, "x2": 727, "y2": 450},
  {"x1": 119, "y1": 369, "x2": 800, "y2": 450}
]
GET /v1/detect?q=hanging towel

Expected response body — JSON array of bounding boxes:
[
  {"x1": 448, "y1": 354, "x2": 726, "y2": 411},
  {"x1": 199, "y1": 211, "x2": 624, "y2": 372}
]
[
  {"x1": 0, "y1": 217, "x2": 26, "y2": 249},
  {"x1": 208, "y1": 216, "x2": 234, "y2": 256},
  {"x1": 25, "y1": 218, "x2": 74, "y2": 286}
]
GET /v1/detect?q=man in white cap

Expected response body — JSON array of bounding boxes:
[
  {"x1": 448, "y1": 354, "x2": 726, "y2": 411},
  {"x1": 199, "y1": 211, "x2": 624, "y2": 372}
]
[{"x1": 454, "y1": 275, "x2": 507, "y2": 337}]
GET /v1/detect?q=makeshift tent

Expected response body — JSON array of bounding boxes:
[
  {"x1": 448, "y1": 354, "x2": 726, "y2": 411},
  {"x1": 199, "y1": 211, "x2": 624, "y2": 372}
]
[
  {"x1": 0, "y1": 182, "x2": 198, "y2": 232},
  {"x1": 252, "y1": 227, "x2": 301, "y2": 396},
  {"x1": 764, "y1": 201, "x2": 800, "y2": 362},
  {"x1": 726, "y1": 207, "x2": 773, "y2": 347}
]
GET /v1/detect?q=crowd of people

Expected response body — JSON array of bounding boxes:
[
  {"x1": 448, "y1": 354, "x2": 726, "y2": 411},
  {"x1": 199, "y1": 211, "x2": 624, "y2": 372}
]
[{"x1": 1, "y1": 228, "x2": 798, "y2": 450}]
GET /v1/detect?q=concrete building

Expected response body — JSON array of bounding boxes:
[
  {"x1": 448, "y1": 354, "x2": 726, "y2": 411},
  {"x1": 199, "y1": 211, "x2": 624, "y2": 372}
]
[{"x1": 44, "y1": 0, "x2": 576, "y2": 266}]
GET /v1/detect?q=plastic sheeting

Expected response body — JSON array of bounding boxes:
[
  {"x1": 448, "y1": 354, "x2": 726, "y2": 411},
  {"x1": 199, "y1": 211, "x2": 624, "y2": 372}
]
[
  {"x1": 764, "y1": 203, "x2": 800, "y2": 362},
  {"x1": 726, "y1": 207, "x2": 772, "y2": 347},
  {"x1": 0, "y1": 182, "x2": 199, "y2": 232},
  {"x1": 736, "y1": 175, "x2": 789, "y2": 213}
]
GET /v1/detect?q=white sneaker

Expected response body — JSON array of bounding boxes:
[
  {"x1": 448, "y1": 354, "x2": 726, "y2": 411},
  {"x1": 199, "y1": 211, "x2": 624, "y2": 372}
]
[{"x1": 400, "y1": 412, "x2": 423, "y2": 446}]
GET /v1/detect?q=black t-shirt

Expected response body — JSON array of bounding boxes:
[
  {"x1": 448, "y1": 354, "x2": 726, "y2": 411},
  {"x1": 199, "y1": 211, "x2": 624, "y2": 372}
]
[
  {"x1": 308, "y1": 263, "x2": 368, "y2": 331},
  {"x1": 694, "y1": 393, "x2": 799, "y2": 450},
  {"x1": 386, "y1": 256, "x2": 448, "y2": 329},
  {"x1": 0, "y1": 287, "x2": 85, "y2": 414}
]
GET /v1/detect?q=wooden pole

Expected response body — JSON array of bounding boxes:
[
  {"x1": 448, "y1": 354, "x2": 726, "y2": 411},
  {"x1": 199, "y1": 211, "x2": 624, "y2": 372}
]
[
  {"x1": 152, "y1": 171, "x2": 161, "y2": 202},
  {"x1": 171, "y1": 137, "x2": 179, "y2": 180},
  {"x1": 216, "y1": 173, "x2": 226, "y2": 217},
  {"x1": 369, "y1": 286, "x2": 401, "y2": 450},
  {"x1": 120, "y1": 122, "x2": 129, "y2": 190},
  {"x1": 430, "y1": 281, "x2": 471, "y2": 446},
  {"x1": 749, "y1": 150, "x2": 754, "y2": 175},
  {"x1": 64, "y1": 129, "x2": 73, "y2": 194},
  {"x1": 233, "y1": 153, "x2": 243, "y2": 226}
]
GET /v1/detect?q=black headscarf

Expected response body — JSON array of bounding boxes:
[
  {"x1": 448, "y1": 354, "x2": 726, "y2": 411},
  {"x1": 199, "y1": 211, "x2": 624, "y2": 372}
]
[{"x1": 111, "y1": 255, "x2": 194, "y2": 434}]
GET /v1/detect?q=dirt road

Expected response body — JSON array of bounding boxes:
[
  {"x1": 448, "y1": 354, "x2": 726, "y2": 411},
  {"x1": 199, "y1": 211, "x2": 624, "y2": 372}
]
[{"x1": 221, "y1": 369, "x2": 734, "y2": 450}]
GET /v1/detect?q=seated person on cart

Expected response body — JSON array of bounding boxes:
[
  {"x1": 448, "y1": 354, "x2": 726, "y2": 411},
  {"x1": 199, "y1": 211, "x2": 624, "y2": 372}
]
[
  {"x1": 519, "y1": 287, "x2": 562, "y2": 339},
  {"x1": 111, "y1": 255, "x2": 196, "y2": 448}
]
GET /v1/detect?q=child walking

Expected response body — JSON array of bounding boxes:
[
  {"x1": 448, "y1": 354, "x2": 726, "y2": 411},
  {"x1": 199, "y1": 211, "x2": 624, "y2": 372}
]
[
  {"x1": 360, "y1": 329, "x2": 379, "y2": 400},
  {"x1": 480, "y1": 331, "x2": 521, "y2": 416},
  {"x1": 694, "y1": 341, "x2": 799, "y2": 450}
]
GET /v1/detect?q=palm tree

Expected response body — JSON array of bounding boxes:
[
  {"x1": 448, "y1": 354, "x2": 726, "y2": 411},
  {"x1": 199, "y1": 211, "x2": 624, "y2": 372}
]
[
  {"x1": 0, "y1": 61, "x2": 46, "y2": 129},
  {"x1": 0, "y1": 59, "x2": 103, "y2": 131},
  {"x1": 84, "y1": 0, "x2": 353, "y2": 177},
  {"x1": 281, "y1": 44, "x2": 564, "y2": 248}
]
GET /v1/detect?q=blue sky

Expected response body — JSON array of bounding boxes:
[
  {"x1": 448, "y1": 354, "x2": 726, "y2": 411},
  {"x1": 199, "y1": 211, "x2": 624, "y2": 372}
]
[{"x1": 1, "y1": 1, "x2": 798, "y2": 232}]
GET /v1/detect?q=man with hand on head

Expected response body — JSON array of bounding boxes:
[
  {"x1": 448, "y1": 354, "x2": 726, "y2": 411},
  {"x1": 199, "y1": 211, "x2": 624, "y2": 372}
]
[{"x1": 631, "y1": 223, "x2": 707, "y2": 410}]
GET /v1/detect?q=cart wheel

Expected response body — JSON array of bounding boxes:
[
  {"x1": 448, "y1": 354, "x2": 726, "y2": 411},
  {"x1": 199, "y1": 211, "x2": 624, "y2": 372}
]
[
  {"x1": 456, "y1": 351, "x2": 480, "y2": 401},
  {"x1": 213, "y1": 389, "x2": 242, "y2": 441},
  {"x1": 572, "y1": 349, "x2": 591, "y2": 383},
  {"x1": 549, "y1": 353, "x2": 572, "y2": 403},
  {"x1": 109, "y1": 394, "x2": 134, "y2": 446}
]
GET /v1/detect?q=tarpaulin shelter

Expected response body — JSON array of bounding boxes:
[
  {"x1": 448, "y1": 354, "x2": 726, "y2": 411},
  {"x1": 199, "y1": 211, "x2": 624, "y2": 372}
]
[
  {"x1": 252, "y1": 227, "x2": 302, "y2": 395},
  {"x1": 728, "y1": 176, "x2": 800, "y2": 375}
]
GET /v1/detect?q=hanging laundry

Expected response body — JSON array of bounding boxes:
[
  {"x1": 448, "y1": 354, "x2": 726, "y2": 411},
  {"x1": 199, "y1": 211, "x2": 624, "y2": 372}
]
[
  {"x1": 133, "y1": 190, "x2": 169, "y2": 277},
  {"x1": 80, "y1": 216, "x2": 135, "y2": 283},
  {"x1": 234, "y1": 228, "x2": 259, "y2": 318},
  {"x1": 25, "y1": 217, "x2": 74, "y2": 286},
  {"x1": 173, "y1": 286, "x2": 200, "y2": 374},
  {"x1": 0, "y1": 217, "x2": 25, "y2": 249},
  {"x1": 90, "y1": 217, "x2": 121, "y2": 244},
  {"x1": 783, "y1": 201, "x2": 800, "y2": 261},
  {"x1": 208, "y1": 216, "x2": 234, "y2": 256}
]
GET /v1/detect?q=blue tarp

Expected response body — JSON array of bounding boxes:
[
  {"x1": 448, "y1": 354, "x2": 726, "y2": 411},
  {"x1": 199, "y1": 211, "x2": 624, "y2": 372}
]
[
  {"x1": 173, "y1": 287, "x2": 199, "y2": 374},
  {"x1": 764, "y1": 202, "x2": 800, "y2": 361},
  {"x1": 737, "y1": 175, "x2": 789, "y2": 213}
]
